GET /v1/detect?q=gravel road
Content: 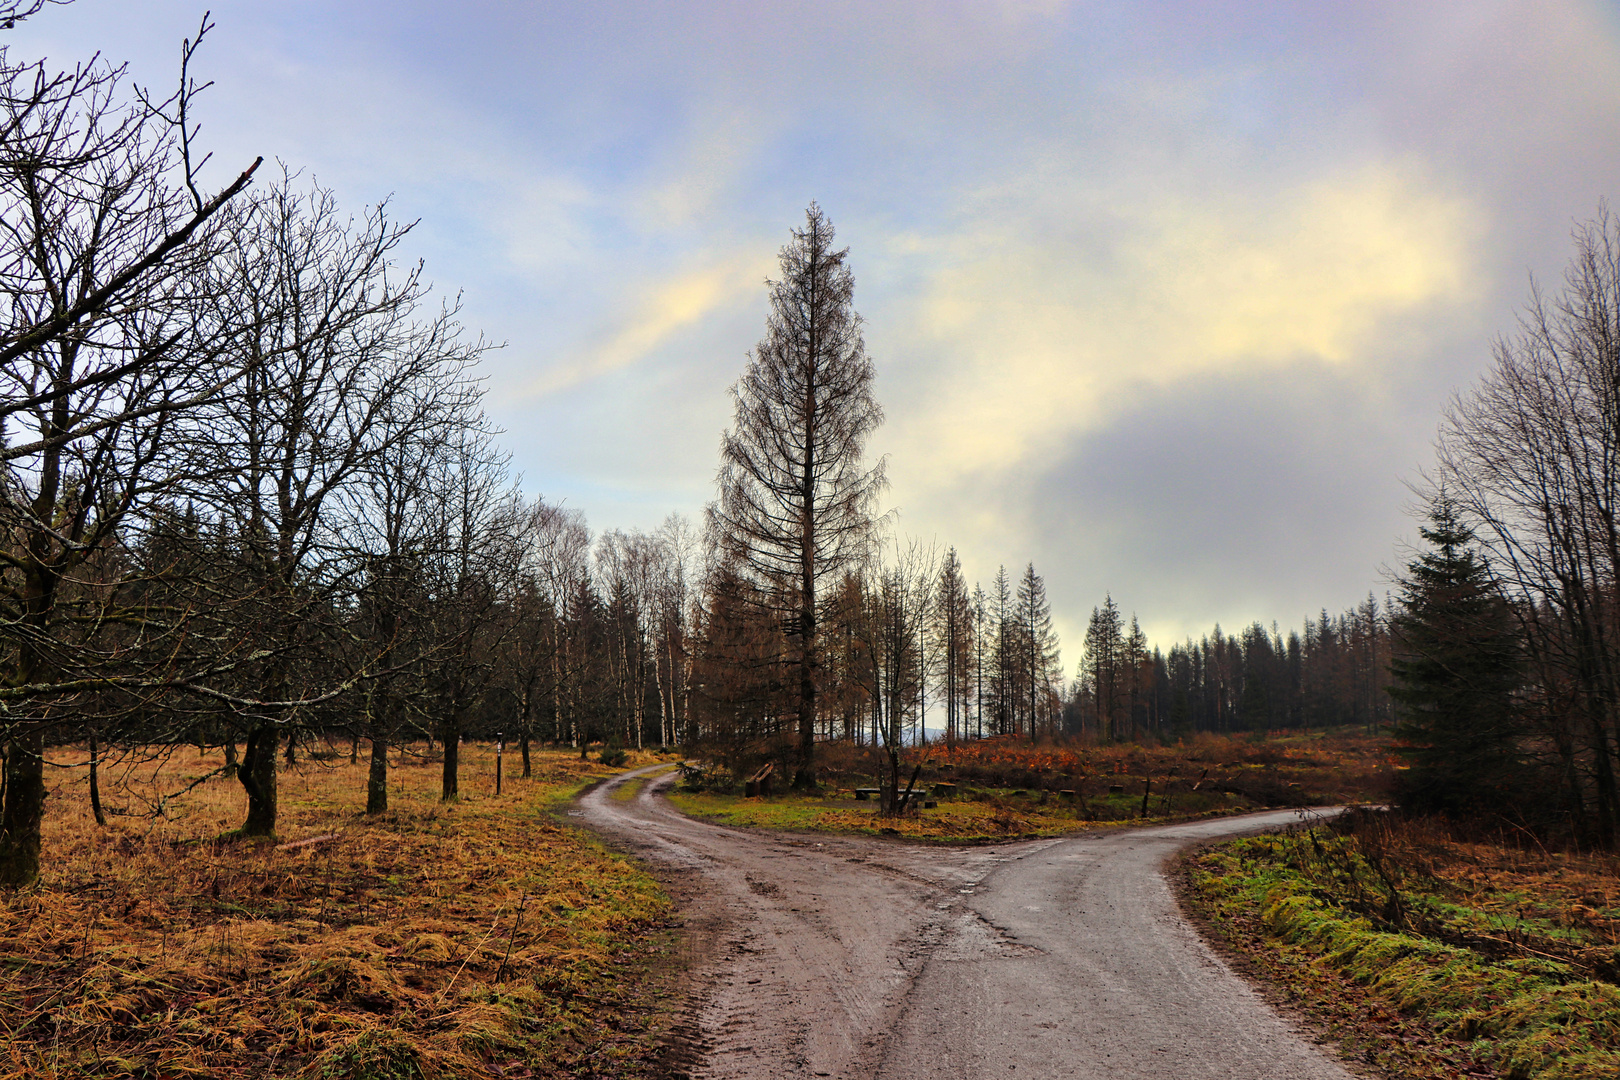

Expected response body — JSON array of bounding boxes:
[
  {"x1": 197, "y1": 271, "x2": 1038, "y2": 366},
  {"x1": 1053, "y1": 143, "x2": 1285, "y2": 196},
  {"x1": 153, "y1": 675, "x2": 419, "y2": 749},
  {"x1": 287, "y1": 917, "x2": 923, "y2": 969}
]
[{"x1": 578, "y1": 764, "x2": 1361, "y2": 1080}]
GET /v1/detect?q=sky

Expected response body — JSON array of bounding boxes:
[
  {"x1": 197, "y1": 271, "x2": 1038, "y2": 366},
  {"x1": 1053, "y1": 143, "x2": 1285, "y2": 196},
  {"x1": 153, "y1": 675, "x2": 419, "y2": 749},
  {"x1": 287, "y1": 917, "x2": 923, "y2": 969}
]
[{"x1": 13, "y1": 1, "x2": 1620, "y2": 662}]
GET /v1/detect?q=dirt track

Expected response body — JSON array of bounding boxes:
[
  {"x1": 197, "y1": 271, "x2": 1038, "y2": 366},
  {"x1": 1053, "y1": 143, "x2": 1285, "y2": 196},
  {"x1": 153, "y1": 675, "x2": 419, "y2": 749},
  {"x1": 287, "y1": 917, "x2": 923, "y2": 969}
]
[{"x1": 578, "y1": 764, "x2": 1360, "y2": 1080}]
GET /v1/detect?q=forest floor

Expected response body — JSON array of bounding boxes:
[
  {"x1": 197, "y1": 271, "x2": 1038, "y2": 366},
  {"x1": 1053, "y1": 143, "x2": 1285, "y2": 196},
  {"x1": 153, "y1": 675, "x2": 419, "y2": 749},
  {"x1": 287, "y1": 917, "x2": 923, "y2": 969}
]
[
  {"x1": 1177, "y1": 810, "x2": 1620, "y2": 1080},
  {"x1": 672, "y1": 727, "x2": 1393, "y2": 842},
  {"x1": 0, "y1": 742, "x2": 680, "y2": 1080}
]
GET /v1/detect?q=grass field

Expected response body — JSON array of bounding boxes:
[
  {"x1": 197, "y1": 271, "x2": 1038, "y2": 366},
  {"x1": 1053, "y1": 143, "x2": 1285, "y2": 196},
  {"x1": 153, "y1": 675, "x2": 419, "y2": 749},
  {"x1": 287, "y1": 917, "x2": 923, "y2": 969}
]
[
  {"x1": 673, "y1": 728, "x2": 1392, "y2": 842},
  {"x1": 0, "y1": 741, "x2": 675, "y2": 1079},
  {"x1": 1180, "y1": 810, "x2": 1620, "y2": 1080}
]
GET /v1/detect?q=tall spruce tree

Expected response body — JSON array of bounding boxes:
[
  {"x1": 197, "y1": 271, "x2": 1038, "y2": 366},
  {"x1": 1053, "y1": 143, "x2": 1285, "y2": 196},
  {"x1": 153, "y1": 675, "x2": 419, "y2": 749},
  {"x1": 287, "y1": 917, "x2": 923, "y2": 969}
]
[
  {"x1": 1389, "y1": 496, "x2": 1524, "y2": 815},
  {"x1": 1017, "y1": 563, "x2": 1058, "y2": 739},
  {"x1": 710, "y1": 204, "x2": 886, "y2": 788},
  {"x1": 933, "y1": 548, "x2": 971, "y2": 745},
  {"x1": 1084, "y1": 596, "x2": 1124, "y2": 741}
]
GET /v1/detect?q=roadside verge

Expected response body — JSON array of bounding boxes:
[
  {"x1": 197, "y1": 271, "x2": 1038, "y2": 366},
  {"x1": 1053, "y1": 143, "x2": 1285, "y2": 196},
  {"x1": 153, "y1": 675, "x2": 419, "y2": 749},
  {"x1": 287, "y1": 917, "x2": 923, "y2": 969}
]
[{"x1": 1174, "y1": 817, "x2": 1620, "y2": 1080}]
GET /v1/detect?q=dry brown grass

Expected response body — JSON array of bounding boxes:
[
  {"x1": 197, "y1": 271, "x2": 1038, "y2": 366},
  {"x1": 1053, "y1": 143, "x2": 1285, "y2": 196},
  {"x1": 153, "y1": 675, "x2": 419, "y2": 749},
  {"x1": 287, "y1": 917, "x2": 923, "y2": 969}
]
[
  {"x1": 670, "y1": 729, "x2": 1393, "y2": 843},
  {"x1": 909, "y1": 727, "x2": 1394, "y2": 807},
  {"x1": 1338, "y1": 811, "x2": 1620, "y2": 974},
  {"x1": 0, "y1": 742, "x2": 675, "y2": 1079}
]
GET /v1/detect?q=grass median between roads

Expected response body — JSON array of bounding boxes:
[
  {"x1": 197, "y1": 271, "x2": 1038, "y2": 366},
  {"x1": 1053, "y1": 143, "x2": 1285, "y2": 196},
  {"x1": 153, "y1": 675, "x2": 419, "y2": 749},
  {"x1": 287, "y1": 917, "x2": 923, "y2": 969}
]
[
  {"x1": 664, "y1": 786, "x2": 1231, "y2": 841},
  {"x1": 1, "y1": 743, "x2": 677, "y2": 1080},
  {"x1": 1179, "y1": 811, "x2": 1620, "y2": 1080},
  {"x1": 671, "y1": 729, "x2": 1391, "y2": 843}
]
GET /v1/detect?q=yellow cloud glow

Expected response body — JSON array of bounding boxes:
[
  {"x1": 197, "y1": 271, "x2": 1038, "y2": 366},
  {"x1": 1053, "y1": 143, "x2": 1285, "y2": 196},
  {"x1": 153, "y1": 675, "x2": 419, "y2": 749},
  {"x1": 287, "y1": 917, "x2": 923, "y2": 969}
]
[
  {"x1": 886, "y1": 163, "x2": 1477, "y2": 486},
  {"x1": 521, "y1": 250, "x2": 775, "y2": 397}
]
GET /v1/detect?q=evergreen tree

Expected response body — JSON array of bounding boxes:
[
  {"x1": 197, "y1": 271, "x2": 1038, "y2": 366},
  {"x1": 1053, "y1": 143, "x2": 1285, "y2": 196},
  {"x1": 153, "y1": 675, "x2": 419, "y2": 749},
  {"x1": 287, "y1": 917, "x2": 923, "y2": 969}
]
[
  {"x1": 1017, "y1": 563, "x2": 1059, "y2": 739},
  {"x1": 1084, "y1": 597, "x2": 1124, "y2": 741},
  {"x1": 989, "y1": 566, "x2": 1014, "y2": 735},
  {"x1": 1238, "y1": 623, "x2": 1276, "y2": 732},
  {"x1": 933, "y1": 548, "x2": 972, "y2": 745},
  {"x1": 1389, "y1": 496, "x2": 1524, "y2": 815},
  {"x1": 710, "y1": 204, "x2": 886, "y2": 788}
]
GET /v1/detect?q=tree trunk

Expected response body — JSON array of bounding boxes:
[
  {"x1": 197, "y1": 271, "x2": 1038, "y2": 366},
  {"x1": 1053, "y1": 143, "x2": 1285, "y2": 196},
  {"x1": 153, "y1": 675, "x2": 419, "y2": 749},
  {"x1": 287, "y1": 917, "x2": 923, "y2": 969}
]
[
  {"x1": 0, "y1": 730, "x2": 46, "y2": 886},
  {"x1": 237, "y1": 724, "x2": 279, "y2": 837},
  {"x1": 519, "y1": 682, "x2": 534, "y2": 777},
  {"x1": 89, "y1": 732, "x2": 106, "y2": 828},
  {"x1": 634, "y1": 636, "x2": 646, "y2": 751},
  {"x1": 3, "y1": 561, "x2": 58, "y2": 885},
  {"x1": 793, "y1": 621, "x2": 817, "y2": 790},
  {"x1": 654, "y1": 639, "x2": 670, "y2": 748},
  {"x1": 882, "y1": 747, "x2": 900, "y2": 815},
  {"x1": 1589, "y1": 710, "x2": 1618, "y2": 848},
  {"x1": 366, "y1": 736, "x2": 388, "y2": 814},
  {"x1": 223, "y1": 738, "x2": 239, "y2": 777},
  {"x1": 440, "y1": 709, "x2": 460, "y2": 802}
]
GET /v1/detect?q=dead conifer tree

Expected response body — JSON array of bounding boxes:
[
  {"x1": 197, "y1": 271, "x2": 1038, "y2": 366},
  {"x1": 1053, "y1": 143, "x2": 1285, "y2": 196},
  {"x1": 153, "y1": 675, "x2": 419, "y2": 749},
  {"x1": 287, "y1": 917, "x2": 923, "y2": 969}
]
[{"x1": 709, "y1": 203, "x2": 886, "y2": 789}]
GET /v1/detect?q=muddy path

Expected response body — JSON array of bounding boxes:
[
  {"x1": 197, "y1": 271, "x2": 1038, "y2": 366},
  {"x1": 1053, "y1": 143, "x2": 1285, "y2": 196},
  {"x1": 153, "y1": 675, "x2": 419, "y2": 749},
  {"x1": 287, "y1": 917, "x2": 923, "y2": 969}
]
[{"x1": 578, "y1": 764, "x2": 1360, "y2": 1080}]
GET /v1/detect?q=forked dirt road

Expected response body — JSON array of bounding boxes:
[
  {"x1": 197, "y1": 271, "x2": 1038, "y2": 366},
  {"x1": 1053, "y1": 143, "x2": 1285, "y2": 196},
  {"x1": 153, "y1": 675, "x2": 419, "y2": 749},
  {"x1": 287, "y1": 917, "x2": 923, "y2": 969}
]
[{"x1": 578, "y1": 765, "x2": 1360, "y2": 1080}]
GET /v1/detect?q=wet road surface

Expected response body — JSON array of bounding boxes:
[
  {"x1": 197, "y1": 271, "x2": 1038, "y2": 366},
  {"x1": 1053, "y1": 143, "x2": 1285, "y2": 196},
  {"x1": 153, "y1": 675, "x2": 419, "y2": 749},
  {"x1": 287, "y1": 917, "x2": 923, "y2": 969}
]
[{"x1": 578, "y1": 765, "x2": 1359, "y2": 1080}]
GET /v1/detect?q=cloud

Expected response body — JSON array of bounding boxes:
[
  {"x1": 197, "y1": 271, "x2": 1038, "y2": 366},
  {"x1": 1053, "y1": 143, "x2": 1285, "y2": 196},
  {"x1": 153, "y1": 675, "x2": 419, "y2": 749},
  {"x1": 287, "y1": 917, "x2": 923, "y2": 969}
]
[
  {"x1": 21, "y1": 0, "x2": 1613, "y2": 663},
  {"x1": 881, "y1": 161, "x2": 1479, "y2": 493},
  {"x1": 518, "y1": 250, "x2": 776, "y2": 398},
  {"x1": 629, "y1": 104, "x2": 774, "y2": 231}
]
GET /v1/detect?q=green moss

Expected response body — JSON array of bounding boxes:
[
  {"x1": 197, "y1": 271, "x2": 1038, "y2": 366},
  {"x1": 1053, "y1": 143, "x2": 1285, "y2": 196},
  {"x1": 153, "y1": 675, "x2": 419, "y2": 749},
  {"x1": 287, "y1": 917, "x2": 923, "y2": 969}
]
[
  {"x1": 1190, "y1": 833, "x2": 1620, "y2": 1080},
  {"x1": 610, "y1": 775, "x2": 648, "y2": 802},
  {"x1": 310, "y1": 1028, "x2": 429, "y2": 1080}
]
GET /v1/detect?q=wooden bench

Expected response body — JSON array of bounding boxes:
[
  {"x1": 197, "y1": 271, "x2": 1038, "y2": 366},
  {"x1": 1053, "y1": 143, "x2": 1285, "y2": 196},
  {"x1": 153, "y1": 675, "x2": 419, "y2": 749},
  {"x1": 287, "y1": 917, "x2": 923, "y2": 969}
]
[
  {"x1": 745, "y1": 761, "x2": 774, "y2": 798},
  {"x1": 854, "y1": 787, "x2": 881, "y2": 801}
]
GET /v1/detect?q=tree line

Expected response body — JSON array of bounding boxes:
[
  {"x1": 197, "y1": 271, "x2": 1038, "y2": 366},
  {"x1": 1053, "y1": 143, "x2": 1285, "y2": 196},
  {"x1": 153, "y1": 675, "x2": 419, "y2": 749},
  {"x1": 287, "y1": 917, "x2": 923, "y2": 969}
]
[
  {"x1": 688, "y1": 545, "x2": 1068, "y2": 749},
  {"x1": 1066, "y1": 595, "x2": 1395, "y2": 742}
]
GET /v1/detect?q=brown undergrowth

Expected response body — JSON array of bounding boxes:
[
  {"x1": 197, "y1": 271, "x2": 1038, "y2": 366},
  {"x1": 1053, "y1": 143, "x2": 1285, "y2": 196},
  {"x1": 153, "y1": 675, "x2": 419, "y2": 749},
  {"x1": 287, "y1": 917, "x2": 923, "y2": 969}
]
[
  {"x1": 903, "y1": 727, "x2": 1394, "y2": 808},
  {"x1": 1179, "y1": 810, "x2": 1620, "y2": 1079},
  {"x1": 676, "y1": 728, "x2": 1393, "y2": 841},
  {"x1": 0, "y1": 743, "x2": 675, "y2": 1079}
]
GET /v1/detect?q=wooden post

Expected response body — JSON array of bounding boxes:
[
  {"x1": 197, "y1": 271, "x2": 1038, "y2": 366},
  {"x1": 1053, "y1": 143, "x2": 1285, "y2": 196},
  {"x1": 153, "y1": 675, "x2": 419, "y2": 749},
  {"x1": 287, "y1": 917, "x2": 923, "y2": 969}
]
[
  {"x1": 496, "y1": 734, "x2": 503, "y2": 796},
  {"x1": 1140, "y1": 777, "x2": 1151, "y2": 819}
]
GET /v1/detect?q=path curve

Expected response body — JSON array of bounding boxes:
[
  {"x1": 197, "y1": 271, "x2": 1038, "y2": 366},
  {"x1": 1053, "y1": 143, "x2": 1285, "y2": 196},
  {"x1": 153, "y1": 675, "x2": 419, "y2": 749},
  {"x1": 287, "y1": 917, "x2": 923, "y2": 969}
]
[{"x1": 578, "y1": 765, "x2": 1359, "y2": 1080}]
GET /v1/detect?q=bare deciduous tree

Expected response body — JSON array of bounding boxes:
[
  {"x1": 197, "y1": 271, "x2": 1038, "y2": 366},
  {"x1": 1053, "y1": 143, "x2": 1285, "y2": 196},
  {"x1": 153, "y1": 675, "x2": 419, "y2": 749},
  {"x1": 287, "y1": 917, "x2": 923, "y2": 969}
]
[
  {"x1": 343, "y1": 368, "x2": 483, "y2": 813},
  {"x1": 1436, "y1": 208, "x2": 1620, "y2": 846},
  {"x1": 187, "y1": 172, "x2": 487, "y2": 836},
  {"x1": 861, "y1": 538, "x2": 935, "y2": 813},
  {"x1": 424, "y1": 429, "x2": 521, "y2": 802},
  {"x1": 0, "y1": 15, "x2": 260, "y2": 885}
]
